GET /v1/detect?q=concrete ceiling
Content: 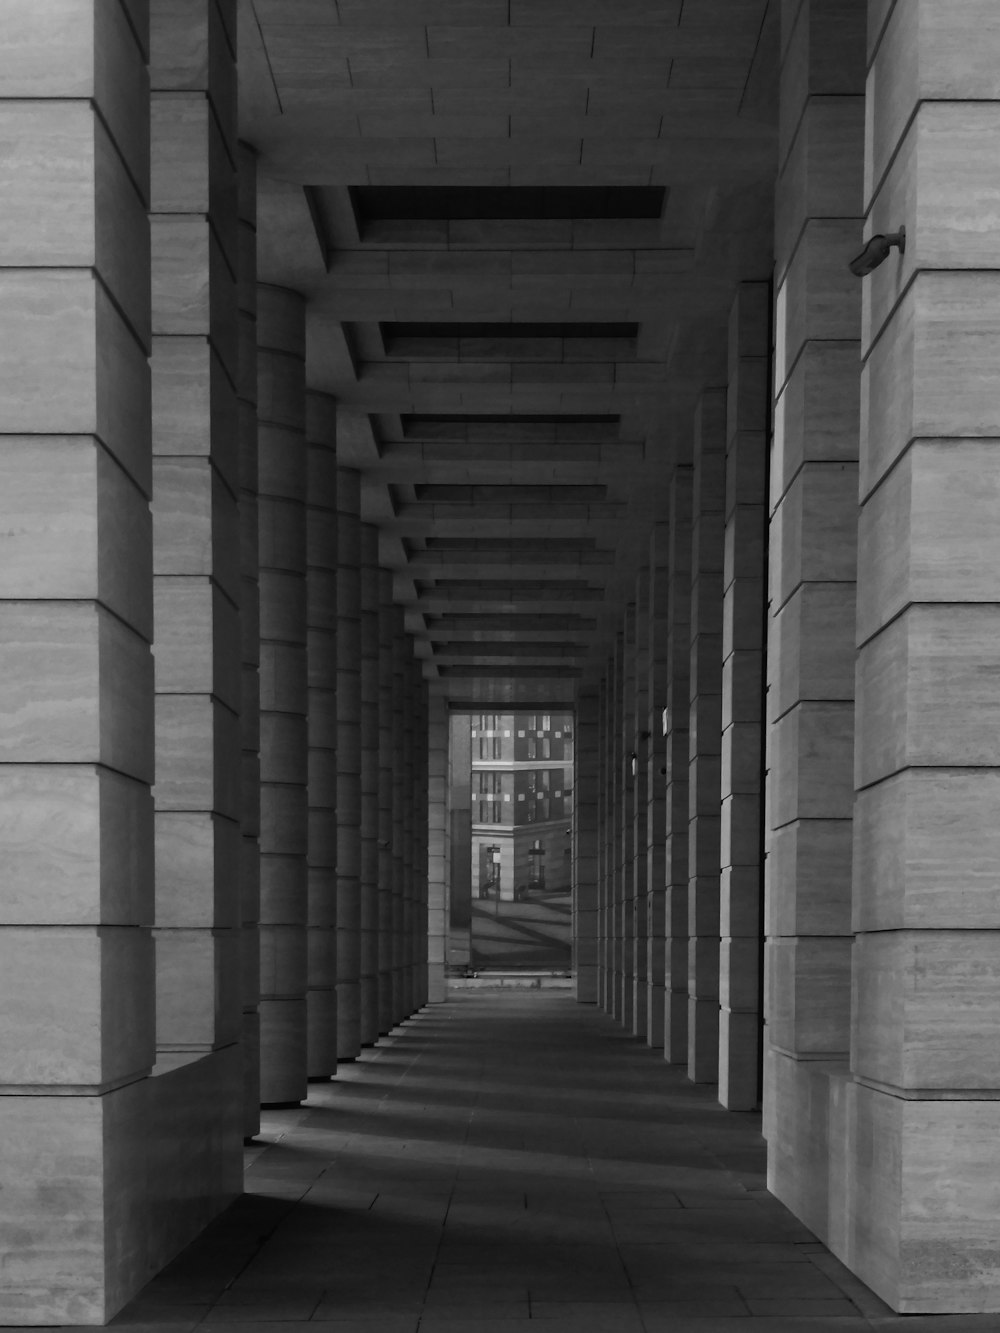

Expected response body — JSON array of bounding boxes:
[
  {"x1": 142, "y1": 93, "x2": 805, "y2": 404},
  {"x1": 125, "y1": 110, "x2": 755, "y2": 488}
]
[{"x1": 238, "y1": 0, "x2": 779, "y2": 706}]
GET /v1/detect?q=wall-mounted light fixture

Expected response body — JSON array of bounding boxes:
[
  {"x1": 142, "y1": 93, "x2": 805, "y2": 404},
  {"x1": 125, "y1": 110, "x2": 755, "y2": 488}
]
[
  {"x1": 630, "y1": 752, "x2": 638, "y2": 778},
  {"x1": 848, "y1": 228, "x2": 905, "y2": 277}
]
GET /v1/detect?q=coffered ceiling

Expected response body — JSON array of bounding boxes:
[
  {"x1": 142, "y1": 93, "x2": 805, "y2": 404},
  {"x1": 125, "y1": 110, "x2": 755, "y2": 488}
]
[{"x1": 238, "y1": 0, "x2": 778, "y2": 706}]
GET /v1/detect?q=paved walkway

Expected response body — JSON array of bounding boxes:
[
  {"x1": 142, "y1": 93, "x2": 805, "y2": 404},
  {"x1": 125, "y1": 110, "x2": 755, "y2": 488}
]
[{"x1": 112, "y1": 993, "x2": 990, "y2": 1333}]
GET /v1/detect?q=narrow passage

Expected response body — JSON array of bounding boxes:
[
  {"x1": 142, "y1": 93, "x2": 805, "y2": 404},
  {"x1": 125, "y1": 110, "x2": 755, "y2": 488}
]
[{"x1": 111, "y1": 994, "x2": 971, "y2": 1333}]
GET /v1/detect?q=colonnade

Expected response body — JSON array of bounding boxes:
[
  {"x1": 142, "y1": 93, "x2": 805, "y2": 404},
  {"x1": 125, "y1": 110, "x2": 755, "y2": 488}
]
[
  {"x1": 0, "y1": 2, "x2": 430, "y2": 1323},
  {"x1": 572, "y1": 0, "x2": 1000, "y2": 1312}
]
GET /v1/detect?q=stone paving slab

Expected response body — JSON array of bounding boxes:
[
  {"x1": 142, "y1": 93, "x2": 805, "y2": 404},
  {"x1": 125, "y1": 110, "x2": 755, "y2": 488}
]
[{"x1": 83, "y1": 992, "x2": 990, "y2": 1331}]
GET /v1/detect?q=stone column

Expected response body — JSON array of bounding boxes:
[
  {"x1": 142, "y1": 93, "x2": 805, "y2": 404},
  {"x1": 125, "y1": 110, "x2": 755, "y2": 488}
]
[
  {"x1": 391, "y1": 606, "x2": 408, "y2": 1018},
  {"x1": 0, "y1": 4, "x2": 155, "y2": 1320},
  {"x1": 414, "y1": 673, "x2": 430, "y2": 1008},
  {"x1": 377, "y1": 571, "x2": 396, "y2": 1026},
  {"x1": 764, "y1": 0, "x2": 862, "y2": 1232},
  {"x1": 401, "y1": 649, "x2": 417, "y2": 1014},
  {"x1": 358, "y1": 524, "x2": 380, "y2": 1044},
  {"x1": 611, "y1": 634, "x2": 626, "y2": 1022},
  {"x1": 427, "y1": 687, "x2": 450, "y2": 1004},
  {"x1": 631, "y1": 579, "x2": 650, "y2": 1038},
  {"x1": 847, "y1": 1, "x2": 1000, "y2": 1312},
  {"x1": 256, "y1": 286, "x2": 308, "y2": 1104},
  {"x1": 719, "y1": 282, "x2": 769, "y2": 1109},
  {"x1": 646, "y1": 525, "x2": 669, "y2": 1047},
  {"x1": 688, "y1": 392, "x2": 726, "y2": 1084},
  {"x1": 597, "y1": 672, "x2": 611, "y2": 1011},
  {"x1": 335, "y1": 466, "x2": 362, "y2": 1058},
  {"x1": 150, "y1": 0, "x2": 241, "y2": 1059},
  {"x1": 664, "y1": 466, "x2": 693, "y2": 1063},
  {"x1": 305, "y1": 393, "x2": 338, "y2": 1078},
  {"x1": 236, "y1": 144, "x2": 261, "y2": 1136},
  {"x1": 619, "y1": 611, "x2": 637, "y2": 1031},
  {"x1": 573, "y1": 689, "x2": 600, "y2": 1003}
]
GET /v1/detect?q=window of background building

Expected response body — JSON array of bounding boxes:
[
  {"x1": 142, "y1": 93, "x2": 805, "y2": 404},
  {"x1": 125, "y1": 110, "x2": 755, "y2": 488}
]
[{"x1": 475, "y1": 770, "x2": 502, "y2": 823}]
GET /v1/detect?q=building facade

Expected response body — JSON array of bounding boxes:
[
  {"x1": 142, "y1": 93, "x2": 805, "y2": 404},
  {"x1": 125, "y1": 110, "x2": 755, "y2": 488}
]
[
  {"x1": 470, "y1": 711, "x2": 574, "y2": 903},
  {"x1": 1, "y1": 0, "x2": 1000, "y2": 1321}
]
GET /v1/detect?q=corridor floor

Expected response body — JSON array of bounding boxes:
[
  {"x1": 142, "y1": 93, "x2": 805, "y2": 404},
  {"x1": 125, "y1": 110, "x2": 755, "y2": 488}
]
[{"x1": 109, "y1": 993, "x2": 992, "y2": 1333}]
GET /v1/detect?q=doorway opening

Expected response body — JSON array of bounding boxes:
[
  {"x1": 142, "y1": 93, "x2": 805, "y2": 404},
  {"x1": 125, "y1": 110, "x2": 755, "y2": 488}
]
[{"x1": 447, "y1": 710, "x2": 574, "y2": 977}]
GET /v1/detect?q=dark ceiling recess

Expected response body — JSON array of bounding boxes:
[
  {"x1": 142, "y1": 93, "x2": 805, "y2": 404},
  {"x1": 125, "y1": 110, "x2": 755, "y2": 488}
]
[
  {"x1": 400, "y1": 414, "x2": 620, "y2": 440},
  {"x1": 412, "y1": 484, "x2": 606, "y2": 503},
  {"x1": 382, "y1": 322, "x2": 639, "y2": 343},
  {"x1": 350, "y1": 185, "x2": 666, "y2": 224},
  {"x1": 423, "y1": 536, "x2": 600, "y2": 551},
  {"x1": 431, "y1": 643, "x2": 587, "y2": 657},
  {"x1": 437, "y1": 666, "x2": 584, "y2": 679}
]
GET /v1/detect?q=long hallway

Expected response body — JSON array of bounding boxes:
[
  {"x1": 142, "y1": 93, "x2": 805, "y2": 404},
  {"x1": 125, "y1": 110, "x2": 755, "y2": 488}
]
[{"x1": 95, "y1": 993, "x2": 975, "y2": 1333}]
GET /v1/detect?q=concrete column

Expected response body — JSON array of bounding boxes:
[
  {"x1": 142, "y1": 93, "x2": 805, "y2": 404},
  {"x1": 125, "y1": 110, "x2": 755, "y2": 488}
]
[
  {"x1": 718, "y1": 282, "x2": 770, "y2": 1109},
  {"x1": 631, "y1": 579, "x2": 650, "y2": 1038},
  {"x1": 305, "y1": 394, "x2": 338, "y2": 1078},
  {"x1": 150, "y1": 0, "x2": 241, "y2": 1063},
  {"x1": 645, "y1": 525, "x2": 669, "y2": 1047},
  {"x1": 845, "y1": 1, "x2": 1000, "y2": 1312},
  {"x1": 358, "y1": 524, "x2": 380, "y2": 1045},
  {"x1": 0, "y1": 4, "x2": 155, "y2": 1320},
  {"x1": 688, "y1": 392, "x2": 726, "y2": 1084},
  {"x1": 377, "y1": 571, "x2": 395, "y2": 1028},
  {"x1": 391, "y1": 607, "x2": 408, "y2": 1017},
  {"x1": 664, "y1": 467, "x2": 692, "y2": 1063},
  {"x1": 236, "y1": 144, "x2": 261, "y2": 1136},
  {"x1": 764, "y1": 0, "x2": 863, "y2": 1234},
  {"x1": 256, "y1": 286, "x2": 308, "y2": 1104},
  {"x1": 335, "y1": 466, "x2": 362, "y2": 1058},
  {"x1": 573, "y1": 690, "x2": 600, "y2": 1003}
]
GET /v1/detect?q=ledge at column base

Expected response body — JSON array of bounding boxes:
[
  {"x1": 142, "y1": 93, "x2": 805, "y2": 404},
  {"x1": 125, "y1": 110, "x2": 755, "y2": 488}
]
[
  {"x1": 765, "y1": 1047, "x2": 1000, "y2": 1313},
  {"x1": 0, "y1": 1046, "x2": 242, "y2": 1326}
]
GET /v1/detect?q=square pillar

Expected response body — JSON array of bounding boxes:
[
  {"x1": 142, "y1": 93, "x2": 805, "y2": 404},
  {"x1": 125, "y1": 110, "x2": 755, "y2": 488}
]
[
  {"x1": 305, "y1": 392, "x2": 338, "y2": 1078},
  {"x1": 718, "y1": 281, "x2": 770, "y2": 1109},
  {"x1": 848, "y1": 0, "x2": 1000, "y2": 1311},
  {"x1": 335, "y1": 465, "x2": 362, "y2": 1057},
  {"x1": 664, "y1": 466, "x2": 693, "y2": 1063},
  {"x1": 0, "y1": 5, "x2": 155, "y2": 1319},
  {"x1": 645, "y1": 526, "x2": 670, "y2": 1047},
  {"x1": 687, "y1": 392, "x2": 726, "y2": 1084},
  {"x1": 631, "y1": 574, "x2": 650, "y2": 1038},
  {"x1": 256, "y1": 285, "x2": 308, "y2": 1104},
  {"x1": 764, "y1": 0, "x2": 863, "y2": 1248},
  {"x1": 573, "y1": 690, "x2": 600, "y2": 1003}
]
